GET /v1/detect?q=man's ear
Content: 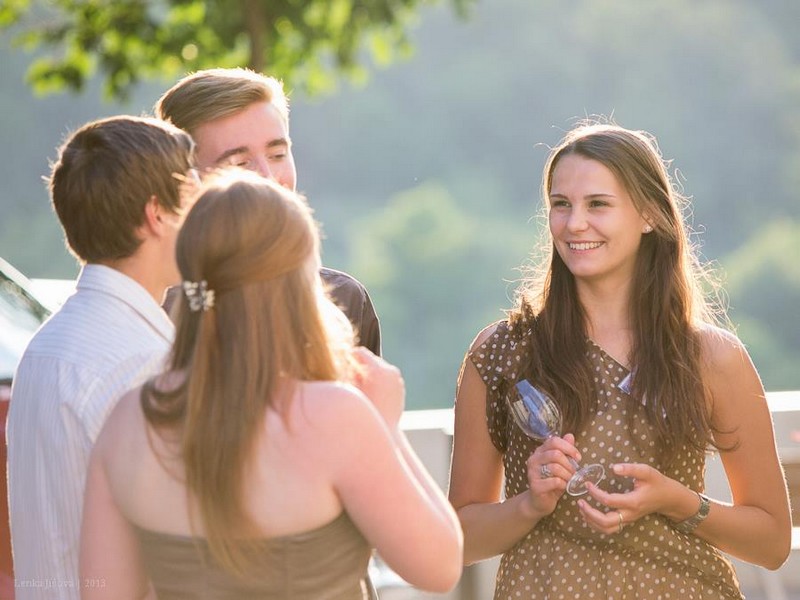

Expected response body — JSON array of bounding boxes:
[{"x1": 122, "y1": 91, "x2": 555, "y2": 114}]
[{"x1": 141, "y1": 195, "x2": 163, "y2": 236}]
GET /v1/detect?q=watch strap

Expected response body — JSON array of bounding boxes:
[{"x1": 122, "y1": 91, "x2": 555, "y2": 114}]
[{"x1": 673, "y1": 492, "x2": 711, "y2": 534}]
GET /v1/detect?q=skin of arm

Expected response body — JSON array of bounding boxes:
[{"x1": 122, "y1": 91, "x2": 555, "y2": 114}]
[
  {"x1": 79, "y1": 396, "x2": 155, "y2": 600},
  {"x1": 447, "y1": 326, "x2": 581, "y2": 565},
  {"x1": 321, "y1": 350, "x2": 463, "y2": 593},
  {"x1": 577, "y1": 327, "x2": 791, "y2": 570}
]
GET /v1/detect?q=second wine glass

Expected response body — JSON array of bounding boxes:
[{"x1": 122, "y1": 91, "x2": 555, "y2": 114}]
[{"x1": 511, "y1": 379, "x2": 605, "y2": 496}]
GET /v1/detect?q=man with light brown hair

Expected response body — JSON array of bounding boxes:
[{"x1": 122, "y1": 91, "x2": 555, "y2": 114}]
[
  {"x1": 7, "y1": 116, "x2": 197, "y2": 599},
  {"x1": 155, "y1": 68, "x2": 381, "y2": 355}
]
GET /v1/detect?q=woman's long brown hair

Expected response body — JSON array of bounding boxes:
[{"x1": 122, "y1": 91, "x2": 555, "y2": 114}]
[
  {"x1": 142, "y1": 170, "x2": 354, "y2": 576},
  {"x1": 509, "y1": 123, "x2": 728, "y2": 467}
]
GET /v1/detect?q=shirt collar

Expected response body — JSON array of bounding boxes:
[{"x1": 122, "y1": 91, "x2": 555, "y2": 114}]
[{"x1": 76, "y1": 264, "x2": 174, "y2": 341}]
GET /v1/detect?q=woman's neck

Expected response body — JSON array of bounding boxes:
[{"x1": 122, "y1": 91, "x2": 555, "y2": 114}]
[{"x1": 577, "y1": 278, "x2": 634, "y2": 368}]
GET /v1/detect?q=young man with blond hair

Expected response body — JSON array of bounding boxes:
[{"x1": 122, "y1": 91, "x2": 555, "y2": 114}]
[{"x1": 155, "y1": 68, "x2": 381, "y2": 355}]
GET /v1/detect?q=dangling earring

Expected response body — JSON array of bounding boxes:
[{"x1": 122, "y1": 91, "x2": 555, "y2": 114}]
[{"x1": 643, "y1": 224, "x2": 653, "y2": 233}]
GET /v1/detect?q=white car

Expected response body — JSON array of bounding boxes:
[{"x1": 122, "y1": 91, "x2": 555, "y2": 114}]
[
  {"x1": 0, "y1": 257, "x2": 51, "y2": 594},
  {"x1": 0, "y1": 257, "x2": 51, "y2": 396}
]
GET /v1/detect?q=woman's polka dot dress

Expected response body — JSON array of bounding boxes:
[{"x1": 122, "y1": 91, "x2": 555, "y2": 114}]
[{"x1": 469, "y1": 321, "x2": 743, "y2": 600}]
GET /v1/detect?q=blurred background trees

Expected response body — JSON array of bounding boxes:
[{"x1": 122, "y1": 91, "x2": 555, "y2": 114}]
[
  {"x1": 1, "y1": 0, "x2": 798, "y2": 408},
  {"x1": 0, "y1": 0, "x2": 472, "y2": 98}
]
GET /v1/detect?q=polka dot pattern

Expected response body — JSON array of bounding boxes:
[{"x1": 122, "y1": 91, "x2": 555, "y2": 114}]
[{"x1": 469, "y1": 321, "x2": 743, "y2": 600}]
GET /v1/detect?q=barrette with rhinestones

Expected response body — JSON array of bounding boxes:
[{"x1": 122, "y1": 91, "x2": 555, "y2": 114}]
[{"x1": 182, "y1": 279, "x2": 215, "y2": 312}]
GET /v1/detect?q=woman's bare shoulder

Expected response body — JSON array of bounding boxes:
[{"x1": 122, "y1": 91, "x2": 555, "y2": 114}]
[
  {"x1": 291, "y1": 380, "x2": 381, "y2": 432},
  {"x1": 696, "y1": 323, "x2": 765, "y2": 418},
  {"x1": 696, "y1": 323, "x2": 748, "y2": 372}
]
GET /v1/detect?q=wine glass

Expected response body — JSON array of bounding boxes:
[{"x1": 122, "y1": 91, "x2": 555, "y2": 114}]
[{"x1": 510, "y1": 379, "x2": 605, "y2": 496}]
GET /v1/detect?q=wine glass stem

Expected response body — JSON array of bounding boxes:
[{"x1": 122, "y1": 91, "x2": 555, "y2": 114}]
[{"x1": 567, "y1": 457, "x2": 582, "y2": 471}]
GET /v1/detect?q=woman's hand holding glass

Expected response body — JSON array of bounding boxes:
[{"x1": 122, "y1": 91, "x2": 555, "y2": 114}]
[
  {"x1": 525, "y1": 432, "x2": 583, "y2": 516},
  {"x1": 512, "y1": 380, "x2": 606, "y2": 496}
]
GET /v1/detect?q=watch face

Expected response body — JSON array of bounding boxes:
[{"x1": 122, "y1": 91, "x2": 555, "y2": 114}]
[{"x1": 697, "y1": 494, "x2": 711, "y2": 517}]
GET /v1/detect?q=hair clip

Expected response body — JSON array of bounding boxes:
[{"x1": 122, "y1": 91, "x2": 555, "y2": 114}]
[{"x1": 182, "y1": 279, "x2": 215, "y2": 312}]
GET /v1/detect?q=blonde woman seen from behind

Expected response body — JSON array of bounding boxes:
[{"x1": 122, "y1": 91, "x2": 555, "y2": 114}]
[{"x1": 79, "y1": 170, "x2": 463, "y2": 599}]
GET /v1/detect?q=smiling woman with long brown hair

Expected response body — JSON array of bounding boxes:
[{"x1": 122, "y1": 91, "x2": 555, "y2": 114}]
[{"x1": 448, "y1": 122, "x2": 791, "y2": 599}]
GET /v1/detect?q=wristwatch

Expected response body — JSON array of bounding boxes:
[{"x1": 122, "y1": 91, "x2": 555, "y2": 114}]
[{"x1": 673, "y1": 492, "x2": 711, "y2": 534}]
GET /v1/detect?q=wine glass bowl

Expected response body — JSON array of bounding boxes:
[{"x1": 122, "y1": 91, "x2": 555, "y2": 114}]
[{"x1": 512, "y1": 379, "x2": 605, "y2": 496}]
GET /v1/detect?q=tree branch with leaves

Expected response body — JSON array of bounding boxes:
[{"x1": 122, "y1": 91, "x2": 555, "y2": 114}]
[{"x1": 0, "y1": 0, "x2": 472, "y2": 101}]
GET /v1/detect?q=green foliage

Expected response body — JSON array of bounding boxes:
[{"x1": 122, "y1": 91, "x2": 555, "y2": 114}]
[
  {"x1": 298, "y1": 0, "x2": 800, "y2": 401},
  {"x1": 733, "y1": 317, "x2": 800, "y2": 392},
  {"x1": 3, "y1": 0, "x2": 800, "y2": 404},
  {"x1": 1, "y1": 0, "x2": 473, "y2": 101},
  {"x1": 0, "y1": 0, "x2": 30, "y2": 27},
  {"x1": 0, "y1": 212, "x2": 78, "y2": 279},
  {"x1": 350, "y1": 182, "x2": 532, "y2": 408},
  {"x1": 722, "y1": 220, "x2": 800, "y2": 389}
]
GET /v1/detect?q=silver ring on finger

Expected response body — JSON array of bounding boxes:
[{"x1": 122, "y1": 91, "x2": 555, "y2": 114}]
[
  {"x1": 617, "y1": 511, "x2": 624, "y2": 534},
  {"x1": 540, "y1": 463, "x2": 552, "y2": 479}
]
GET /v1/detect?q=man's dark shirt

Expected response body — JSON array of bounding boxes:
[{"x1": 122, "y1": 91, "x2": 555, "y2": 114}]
[
  {"x1": 320, "y1": 267, "x2": 381, "y2": 356},
  {"x1": 163, "y1": 268, "x2": 381, "y2": 356}
]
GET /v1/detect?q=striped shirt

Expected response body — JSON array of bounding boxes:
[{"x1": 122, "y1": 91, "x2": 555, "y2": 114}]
[{"x1": 7, "y1": 265, "x2": 174, "y2": 599}]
